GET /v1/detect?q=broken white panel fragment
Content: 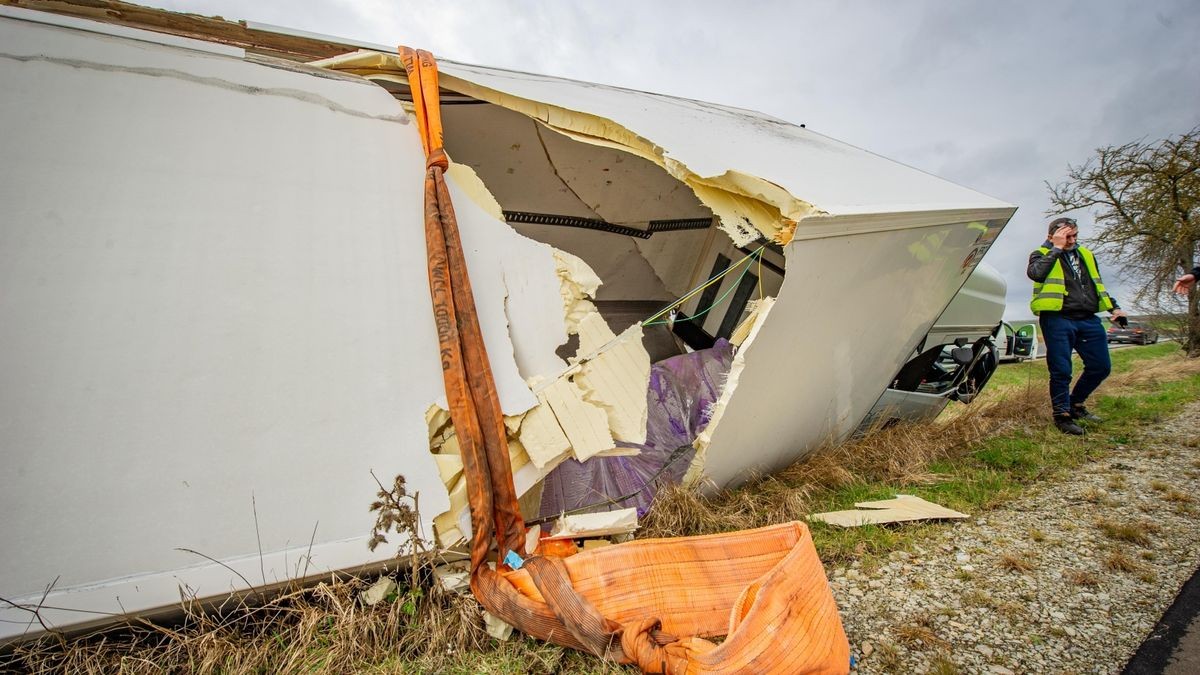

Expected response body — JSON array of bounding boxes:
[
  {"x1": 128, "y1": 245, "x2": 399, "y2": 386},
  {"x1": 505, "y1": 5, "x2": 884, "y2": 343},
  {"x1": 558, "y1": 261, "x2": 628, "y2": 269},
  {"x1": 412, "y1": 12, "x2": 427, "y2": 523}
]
[
  {"x1": 359, "y1": 577, "x2": 398, "y2": 606},
  {"x1": 573, "y1": 316, "x2": 651, "y2": 445},
  {"x1": 539, "y1": 377, "x2": 614, "y2": 462},
  {"x1": 545, "y1": 507, "x2": 638, "y2": 540},
  {"x1": 809, "y1": 495, "x2": 969, "y2": 528},
  {"x1": 433, "y1": 437, "x2": 541, "y2": 548},
  {"x1": 688, "y1": 295, "x2": 777, "y2": 481},
  {"x1": 444, "y1": 161, "x2": 570, "y2": 388},
  {"x1": 517, "y1": 400, "x2": 572, "y2": 470},
  {"x1": 432, "y1": 453, "x2": 464, "y2": 488},
  {"x1": 434, "y1": 562, "x2": 471, "y2": 594}
]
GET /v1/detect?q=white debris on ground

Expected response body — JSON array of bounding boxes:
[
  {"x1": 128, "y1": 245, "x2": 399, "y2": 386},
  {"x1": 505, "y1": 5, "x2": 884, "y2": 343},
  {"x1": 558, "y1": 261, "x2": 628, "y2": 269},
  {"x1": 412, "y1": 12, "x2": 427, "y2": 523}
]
[{"x1": 833, "y1": 399, "x2": 1200, "y2": 674}]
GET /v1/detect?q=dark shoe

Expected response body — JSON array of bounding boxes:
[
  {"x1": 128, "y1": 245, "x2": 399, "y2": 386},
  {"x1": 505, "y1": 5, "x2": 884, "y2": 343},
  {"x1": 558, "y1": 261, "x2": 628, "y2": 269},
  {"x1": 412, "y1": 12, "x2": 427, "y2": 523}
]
[
  {"x1": 1070, "y1": 405, "x2": 1103, "y2": 424},
  {"x1": 1054, "y1": 416, "x2": 1085, "y2": 435}
]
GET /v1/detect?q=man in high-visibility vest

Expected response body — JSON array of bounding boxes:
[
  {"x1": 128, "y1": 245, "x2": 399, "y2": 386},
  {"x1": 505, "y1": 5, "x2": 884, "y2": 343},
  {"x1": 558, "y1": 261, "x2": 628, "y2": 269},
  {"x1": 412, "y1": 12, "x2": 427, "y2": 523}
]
[{"x1": 1028, "y1": 217, "x2": 1128, "y2": 435}]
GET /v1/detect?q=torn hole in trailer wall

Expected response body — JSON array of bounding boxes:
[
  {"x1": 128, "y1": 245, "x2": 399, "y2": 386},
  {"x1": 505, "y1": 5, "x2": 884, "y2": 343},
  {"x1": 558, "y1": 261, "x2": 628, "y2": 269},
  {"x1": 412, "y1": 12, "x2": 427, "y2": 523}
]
[
  {"x1": 313, "y1": 52, "x2": 794, "y2": 539},
  {"x1": 431, "y1": 135, "x2": 784, "y2": 535}
]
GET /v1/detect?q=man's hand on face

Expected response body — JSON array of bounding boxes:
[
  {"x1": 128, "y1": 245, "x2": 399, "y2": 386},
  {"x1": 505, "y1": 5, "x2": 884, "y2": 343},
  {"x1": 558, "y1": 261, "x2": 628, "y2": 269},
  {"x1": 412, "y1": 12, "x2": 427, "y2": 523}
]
[{"x1": 1050, "y1": 225, "x2": 1078, "y2": 250}]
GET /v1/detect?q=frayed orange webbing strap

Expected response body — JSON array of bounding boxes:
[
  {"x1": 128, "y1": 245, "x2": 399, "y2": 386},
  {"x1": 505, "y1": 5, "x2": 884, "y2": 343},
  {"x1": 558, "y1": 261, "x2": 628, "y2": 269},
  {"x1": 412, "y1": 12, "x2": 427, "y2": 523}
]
[
  {"x1": 398, "y1": 46, "x2": 525, "y2": 562},
  {"x1": 397, "y1": 46, "x2": 626, "y2": 660}
]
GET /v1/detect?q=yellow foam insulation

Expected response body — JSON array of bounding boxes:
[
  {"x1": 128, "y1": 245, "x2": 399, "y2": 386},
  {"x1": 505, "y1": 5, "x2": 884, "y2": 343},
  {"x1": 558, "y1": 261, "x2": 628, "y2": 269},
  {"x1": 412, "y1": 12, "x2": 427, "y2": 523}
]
[
  {"x1": 426, "y1": 405, "x2": 451, "y2": 441},
  {"x1": 433, "y1": 453, "x2": 464, "y2": 488},
  {"x1": 538, "y1": 377, "x2": 614, "y2": 462},
  {"x1": 431, "y1": 434, "x2": 535, "y2": 548},
  {"x1": 573, "y1": 310, "x2": 616, "y2": 356},
  {"x1": 311, "y1": 51, "x2": 821, "y2": 247},
  {"x1": 445, "y1": 161, "x2": 505, "y2": 221},
  {"x1": 433, "y1": 474, "x2": 468, "y2": 546},
  {"x1": 518, "y1": 399, "x2": 572, "y2": 469},
  {"x1": 545, "y1": 507, "x2": 638, "y2": 540},
  {"x1": 573, "y1": 316, "x2": 651, "y2": 444},
  {"x1": 554, "y1": 250, "x2": 601, "y2": 334}
]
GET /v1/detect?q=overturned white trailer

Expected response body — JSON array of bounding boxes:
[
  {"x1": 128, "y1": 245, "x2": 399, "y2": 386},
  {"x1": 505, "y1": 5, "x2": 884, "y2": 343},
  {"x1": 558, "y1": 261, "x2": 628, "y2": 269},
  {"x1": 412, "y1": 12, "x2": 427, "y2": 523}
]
[{"x1": 0, "y1": 2, "x2": 1015, "y2": 641}]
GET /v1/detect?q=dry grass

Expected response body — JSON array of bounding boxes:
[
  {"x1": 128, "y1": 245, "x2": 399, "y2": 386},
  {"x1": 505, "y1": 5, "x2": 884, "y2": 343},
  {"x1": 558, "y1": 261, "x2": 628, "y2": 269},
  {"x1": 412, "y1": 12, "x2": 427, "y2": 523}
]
[
  {"x1": 1067, "y1": 569, "x2": 1101, "y2": 587},
  {"x1": 1081, "y1": 486, "x2": 1118, "y2": 506},
  {"x1": 996, "y1": 601, "x2": 1026, "y2": 619},
  {"x1": 999, "y1": 551, "x2": 1036, "y2": 573},
  {"x1": 875, "y1": 641, "x2": 902, "y2": 671},
  {"x1": 3, "y1": 572, "x2": 497, "y2": 674},
  {"x1": 642, "y1": 353, "x2": 1200, "y2": 542},
  {"x1": 928, "y1": 652, "x2": 962, "y2": 675},
  {"x1": 2, "y1": 475, "x2": 614, "y2": 675},
  {"x1": 962, "y1": 589, "x2": 995, "y2": 608},
  {"x1": 1095, "y1": 518, "x2": 1154, "y2": 546},
  {"x1": 1163, "y1": 488, "x2": 1194, "y2": 504},
  {"x1": 1106, "y1": 352, "x2": 1200, "y2": 389},
  {"x1": 642, "y1": 385, "x2": 1045, "y2": 539},
  {"x1": 1106, "y1": 550, "x2": 1140, "y2": 573},
  {"x1": 894, "y1": 614, "x2": 949, "y2": 651}
]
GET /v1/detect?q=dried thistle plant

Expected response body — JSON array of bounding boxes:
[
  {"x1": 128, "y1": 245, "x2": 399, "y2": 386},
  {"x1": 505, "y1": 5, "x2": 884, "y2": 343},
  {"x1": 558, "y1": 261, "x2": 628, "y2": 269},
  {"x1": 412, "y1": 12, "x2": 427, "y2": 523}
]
[{"x1": 368, "y1": 472, "x2": 422, "y2": 556}]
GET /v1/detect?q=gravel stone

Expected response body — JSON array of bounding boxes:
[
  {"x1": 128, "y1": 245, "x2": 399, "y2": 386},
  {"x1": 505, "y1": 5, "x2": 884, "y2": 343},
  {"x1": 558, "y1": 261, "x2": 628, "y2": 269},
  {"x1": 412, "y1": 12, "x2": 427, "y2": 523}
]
[{"x1": 836, "y1": 399, "x2": 1200, "y2": 673}]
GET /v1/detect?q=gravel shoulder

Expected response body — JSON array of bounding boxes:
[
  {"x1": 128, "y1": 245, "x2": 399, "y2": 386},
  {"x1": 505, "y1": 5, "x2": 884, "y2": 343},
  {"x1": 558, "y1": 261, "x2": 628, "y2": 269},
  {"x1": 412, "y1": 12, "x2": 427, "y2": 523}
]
[{"x1": 833, "y1": 398, "x2": 1200, "y2": 674}]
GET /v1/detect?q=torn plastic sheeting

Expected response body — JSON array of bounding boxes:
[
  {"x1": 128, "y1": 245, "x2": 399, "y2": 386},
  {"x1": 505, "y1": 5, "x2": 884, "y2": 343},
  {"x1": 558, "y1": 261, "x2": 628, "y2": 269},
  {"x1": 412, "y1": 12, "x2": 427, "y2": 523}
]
[{"x1": 539, "y1": 339, "x2": 735, "y2": 519}]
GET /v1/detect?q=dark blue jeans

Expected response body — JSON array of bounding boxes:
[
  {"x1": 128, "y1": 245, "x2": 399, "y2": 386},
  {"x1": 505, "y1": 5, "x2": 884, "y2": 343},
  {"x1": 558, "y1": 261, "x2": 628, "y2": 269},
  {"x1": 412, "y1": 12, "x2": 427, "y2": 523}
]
[{"x1": 1039, "y1": 313, "x2": 1112, "y2": 416}]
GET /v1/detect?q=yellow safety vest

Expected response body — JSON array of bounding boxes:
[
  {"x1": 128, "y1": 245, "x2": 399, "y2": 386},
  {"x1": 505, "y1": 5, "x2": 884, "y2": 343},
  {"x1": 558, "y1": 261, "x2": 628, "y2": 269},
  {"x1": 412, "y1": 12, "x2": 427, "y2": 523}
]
[{"x1": 1030, "y1": 245, "x2": 1115, "y2": 315}]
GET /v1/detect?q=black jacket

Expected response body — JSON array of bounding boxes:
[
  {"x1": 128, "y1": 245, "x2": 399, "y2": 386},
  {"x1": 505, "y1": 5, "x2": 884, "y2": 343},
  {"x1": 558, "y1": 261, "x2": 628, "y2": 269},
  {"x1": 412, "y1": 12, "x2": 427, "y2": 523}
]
[{"x1": 1027, "y1": 242, "x2": 1120, "y2": 319}]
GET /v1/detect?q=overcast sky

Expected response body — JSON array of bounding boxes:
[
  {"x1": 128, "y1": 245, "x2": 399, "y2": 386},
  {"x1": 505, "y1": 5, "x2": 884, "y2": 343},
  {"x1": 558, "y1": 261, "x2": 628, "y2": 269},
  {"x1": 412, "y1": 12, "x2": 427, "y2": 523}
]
[{"x1": 158, "y1": 0, "x2": 1200, "y2": 318}]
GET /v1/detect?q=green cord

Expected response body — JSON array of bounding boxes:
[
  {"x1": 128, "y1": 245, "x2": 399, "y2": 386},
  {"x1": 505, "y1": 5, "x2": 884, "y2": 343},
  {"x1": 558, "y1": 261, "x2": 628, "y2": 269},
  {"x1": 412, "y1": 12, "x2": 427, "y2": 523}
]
[{"x1": 643, "y1": 247, "x2": 764, "y2": 327}]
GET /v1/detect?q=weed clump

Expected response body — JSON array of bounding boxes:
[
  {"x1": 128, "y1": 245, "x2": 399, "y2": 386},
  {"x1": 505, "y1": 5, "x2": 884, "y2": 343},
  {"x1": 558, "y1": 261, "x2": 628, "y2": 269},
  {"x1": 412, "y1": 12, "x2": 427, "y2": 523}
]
[
  {"x1": 1095, "y1": 518, "x2": 1154, "y2": 547},
  {"x1": 999, "y1": 551, "x2": 1036, "y2": 573}
]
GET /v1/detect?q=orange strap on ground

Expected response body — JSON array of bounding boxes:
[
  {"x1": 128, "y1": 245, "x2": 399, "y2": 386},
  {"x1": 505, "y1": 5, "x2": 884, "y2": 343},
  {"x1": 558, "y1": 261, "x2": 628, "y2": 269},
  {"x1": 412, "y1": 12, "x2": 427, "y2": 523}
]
[{"x1": 397, "y1": 46, "x2": 850, "y2": 674}]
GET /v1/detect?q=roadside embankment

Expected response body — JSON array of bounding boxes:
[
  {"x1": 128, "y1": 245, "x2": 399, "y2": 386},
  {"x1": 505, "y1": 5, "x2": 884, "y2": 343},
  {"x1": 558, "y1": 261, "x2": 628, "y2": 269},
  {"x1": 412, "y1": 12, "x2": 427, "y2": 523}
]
[{"x1": 839, "y1": 397, "x2": 1200, "y2": 674}]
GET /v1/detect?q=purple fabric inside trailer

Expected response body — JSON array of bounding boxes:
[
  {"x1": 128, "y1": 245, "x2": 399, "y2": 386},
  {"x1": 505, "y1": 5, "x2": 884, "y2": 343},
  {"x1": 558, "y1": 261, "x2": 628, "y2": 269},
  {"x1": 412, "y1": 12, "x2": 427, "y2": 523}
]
[{"x1": 538, "y1": 339, "x2": 735, "y2": 519}]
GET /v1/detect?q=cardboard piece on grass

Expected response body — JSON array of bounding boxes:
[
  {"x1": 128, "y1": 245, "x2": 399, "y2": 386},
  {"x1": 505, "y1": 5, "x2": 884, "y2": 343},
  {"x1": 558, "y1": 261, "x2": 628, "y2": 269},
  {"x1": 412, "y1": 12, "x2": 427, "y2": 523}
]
[
  {"x1": 360, "y1": 577, "x2": 398, "y2": 606},
  {"x1": 809, "y1": 494, "x2": 968, "y2": 527},
  {"x1": 545, "y1": 507, "x2": 638, "y2": 540},
  {"x1": 433, "y1": 563, "x2": 471, "y2": 594}
]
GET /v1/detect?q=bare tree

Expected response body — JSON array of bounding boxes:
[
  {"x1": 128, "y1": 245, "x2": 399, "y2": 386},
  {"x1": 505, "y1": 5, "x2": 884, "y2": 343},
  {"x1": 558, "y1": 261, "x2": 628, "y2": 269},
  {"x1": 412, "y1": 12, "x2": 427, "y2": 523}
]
[{"x1": 1047, "y1": 126, "x2": 1200, "y2": 357}]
